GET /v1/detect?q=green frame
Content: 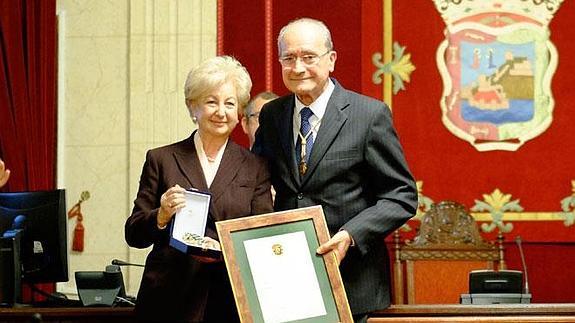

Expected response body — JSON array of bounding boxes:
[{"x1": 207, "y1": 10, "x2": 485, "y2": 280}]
[{"x1": 216, "y1": 205, "x2": 353, "y2": 323}]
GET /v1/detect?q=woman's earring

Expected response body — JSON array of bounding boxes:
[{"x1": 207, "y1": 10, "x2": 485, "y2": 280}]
[{"x1": 192, "y1": 115, "x2": 197, "y2": 123}]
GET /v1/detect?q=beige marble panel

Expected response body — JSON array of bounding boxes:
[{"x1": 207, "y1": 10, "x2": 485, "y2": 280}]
[
  {"x1": 64, "y1": 37, "x2": 128, "y2": 146},
  {"x1": 128, "y1": 0, "x2": 145, "y2": 35},
  {"x1": 128, "y1": 143, "x2": 156, "y2": 204},
  {"x1": 64, "y1": 145, "x2": 128, "y2": 252},
  {"x1": 57, "y1": 0, "x2": 128, "y2": 37},
  {"x1": 179, "y1": 0, "x2": 205, "y2": 35},
  {"x1": 129, "y1": 90, "x2": 156, "y2": 145},
  {"x1": 125, "y1": 248, "x2": 148, "y2": 296},
  {"x1": 152, "y1": 0, "x2": 177, "y2": 36}
]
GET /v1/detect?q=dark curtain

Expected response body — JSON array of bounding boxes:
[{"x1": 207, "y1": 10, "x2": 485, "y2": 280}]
[
  {"x1": 0, "y1": 0, "x2": 58, "y2": 300},
  {"x1": 0, "y1": 0, "x2": 56, "y2": 193}
]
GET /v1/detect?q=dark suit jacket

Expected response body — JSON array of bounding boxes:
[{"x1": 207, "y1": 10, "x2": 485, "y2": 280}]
[
  {"x1": 253, "y1": 79, "x2": 418, "y2": 314},
  {"x1": 125, "y1": 133, "x2": 273, "y2": 322}
]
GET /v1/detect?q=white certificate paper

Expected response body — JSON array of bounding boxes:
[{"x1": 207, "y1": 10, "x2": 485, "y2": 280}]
[{"x1": 243, "y1": 231, "x2": 327, "y2": 323}]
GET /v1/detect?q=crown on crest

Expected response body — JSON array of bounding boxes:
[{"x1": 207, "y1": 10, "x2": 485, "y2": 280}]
[{"x1": 432, "y1": 0, "x2": 564, "y2": 26}]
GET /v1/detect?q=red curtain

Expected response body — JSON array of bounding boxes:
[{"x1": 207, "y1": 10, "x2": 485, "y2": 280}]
[
  {"x1": 0, "y1": 0, "x2": 57, "y2": 301},
  {"x1": 0, "y1": 0, "x2": 57, "y2": 193}
]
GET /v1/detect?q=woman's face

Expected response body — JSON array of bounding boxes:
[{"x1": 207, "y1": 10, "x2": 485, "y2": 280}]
[{"x1": 192, "y1": 81, "x2": 239, "y2": 140}]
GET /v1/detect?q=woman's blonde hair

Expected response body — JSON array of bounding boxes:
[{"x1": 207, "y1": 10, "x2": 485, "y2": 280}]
[{"x1": 184, "y1": 56, "x2": 252, "y2": 110}]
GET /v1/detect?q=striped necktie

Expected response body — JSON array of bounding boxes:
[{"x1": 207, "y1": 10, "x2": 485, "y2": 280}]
[{"x1": 296, "y1": 107, "x2": 314, "y2": 175}]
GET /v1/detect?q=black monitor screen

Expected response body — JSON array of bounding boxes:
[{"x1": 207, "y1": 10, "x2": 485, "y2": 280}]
[
  {"x1": 0, "y1": 189, "x2": 68, "y2": 283},
  {"x1": 469, "y1": 269, "x2": 523, "y2": 294}
]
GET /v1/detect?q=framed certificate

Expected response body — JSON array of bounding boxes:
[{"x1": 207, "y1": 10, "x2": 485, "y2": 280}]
[{"x1": 216, "y1": 205, "x2": 353, "y2": 323}]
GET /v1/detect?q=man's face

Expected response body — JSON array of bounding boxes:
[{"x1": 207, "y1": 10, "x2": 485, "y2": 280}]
[
  {"x1": 278, "y1": 23, "x2": 336, "y2": 105},
  {"x1": 241, "y1": 96, "x2": 273, "y2": 147}
]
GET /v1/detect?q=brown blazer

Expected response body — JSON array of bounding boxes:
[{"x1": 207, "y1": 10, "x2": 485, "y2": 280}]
[{"x1": 125, "y1": 133, "x2": 273, "y2": 322}]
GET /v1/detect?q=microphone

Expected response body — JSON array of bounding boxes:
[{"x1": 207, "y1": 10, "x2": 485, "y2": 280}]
[
  {"x1": 11, "y1": 215, "x2": 27, "y2": 230},
  {"x1": 2, "y1": 214, "x2": 26, "y2": 238},
  {"x1": 515, "y1": 236, "x2": 530, "y2": 294},
  {"x1": 112, "y1": 259, "x2": 144, "y2": 267}
]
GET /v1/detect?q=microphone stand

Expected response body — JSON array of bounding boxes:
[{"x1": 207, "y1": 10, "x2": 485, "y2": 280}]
[
  {"x1": 111, "y1": 259, "x2": 144, "y2": 267},
  {"x1": 515, "y1": 236, "x2": 532, "y2": 303}
]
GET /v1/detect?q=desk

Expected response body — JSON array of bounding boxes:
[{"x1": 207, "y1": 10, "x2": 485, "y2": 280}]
[
  {"x1": 3, "y1": 304, "x2": 574, "y2": 322},
  {"x1": 0, "y1": 307, "x2": 135, "y2": 323},
  {"x1": 369, "y1": 304, "x2": 575, "y2": 322}
]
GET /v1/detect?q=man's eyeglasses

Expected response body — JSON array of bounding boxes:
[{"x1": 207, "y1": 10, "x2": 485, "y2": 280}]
[
  {"x1": 278, "y1": 50, "x2": 331, "y2": 67},
  {"x1": 247, "y1": 112, "x2": 260, "y2": 119}
]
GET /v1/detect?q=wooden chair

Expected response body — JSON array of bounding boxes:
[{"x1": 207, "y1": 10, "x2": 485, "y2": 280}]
[{"x1": 392, "y1": 200, "x2": 505, "y2": 304}]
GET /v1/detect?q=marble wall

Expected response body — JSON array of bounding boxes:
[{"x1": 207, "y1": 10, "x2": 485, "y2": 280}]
[{"x1": 56, "y1": 0, "x2": 216, "y2": 297}]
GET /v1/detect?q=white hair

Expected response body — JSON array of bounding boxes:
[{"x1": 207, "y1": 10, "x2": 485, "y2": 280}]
[
  {"x1": 277, "y1": 18, "x2": 333, "y2": 56},
  {"x1": 184, "y1": 56, "x2": 252, "y2": 109}
]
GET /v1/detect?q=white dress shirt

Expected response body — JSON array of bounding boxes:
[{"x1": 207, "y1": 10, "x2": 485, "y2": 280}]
[{"x1": 292, "y1": 79, "x2": 335, "y2": 144}]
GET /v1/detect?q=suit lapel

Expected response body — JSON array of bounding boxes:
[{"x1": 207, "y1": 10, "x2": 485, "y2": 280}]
[
  {"x1": 174, "y1": 136, "x2": 244, "y2": 222},
  {"x1": 302, "y1": 83, "x2": 348, "y2": 185},
  {"x1": 173, "y1": 134, "x2": 209, "y2": 192},
  {"x1": 207, "y1": 141, "x2": 244, "y2": 208}
]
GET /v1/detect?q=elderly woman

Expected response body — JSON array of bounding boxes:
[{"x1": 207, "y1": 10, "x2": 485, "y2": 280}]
[{"x1": 125, "y1": 56, "x2": 273, "y2": 322}]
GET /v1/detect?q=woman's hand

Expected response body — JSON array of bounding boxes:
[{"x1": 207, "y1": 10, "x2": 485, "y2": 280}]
[
  {"x1": 192, "y1": 237, "x2": 222, "y2": 263},
  {"x1": 157, "y1": 184, "x2": 186, "y2": 229}
]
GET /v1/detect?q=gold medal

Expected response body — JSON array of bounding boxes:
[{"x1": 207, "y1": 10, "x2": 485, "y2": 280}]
[
  {"x1": 299, "y1": 161, "x2": 307, "y2": 176},
  {"x1": 182, "y1": 232, "x2": 203, "y2": 245}
]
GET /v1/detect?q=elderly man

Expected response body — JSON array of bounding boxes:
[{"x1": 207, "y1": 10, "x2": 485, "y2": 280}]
[
  {"x1": 253, "y1": 18, "x2": 418, "y2": 322},
  {"x1": 241, "y1": 91, "x2": 278, "y2": 148}
]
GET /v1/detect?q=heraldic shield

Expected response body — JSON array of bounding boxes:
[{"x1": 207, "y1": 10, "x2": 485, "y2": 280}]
[{"x1": 433, "y1": 0, "x2": 564, "y2": 151}]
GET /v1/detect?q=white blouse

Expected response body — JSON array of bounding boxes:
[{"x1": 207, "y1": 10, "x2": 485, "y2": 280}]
[{"x1": 193, "y1": 131, "x2": 227, "y2": 188}]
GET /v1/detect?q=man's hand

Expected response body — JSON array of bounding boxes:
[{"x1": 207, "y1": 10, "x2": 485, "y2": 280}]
[{"x1": 316, "y1": 230, "x2": 353, "y2": 266}]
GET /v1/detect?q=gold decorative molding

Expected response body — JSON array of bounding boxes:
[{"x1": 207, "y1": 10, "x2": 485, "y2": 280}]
[
  {"x1": 400, "y1": 249, "x2": 499, "y2": 261},
  {"x1": 383, "y1": 0, "x2": 392, "y2": 110},
  {"x1": 471, "y1": 212, "x2": 567, "y2": 222}
]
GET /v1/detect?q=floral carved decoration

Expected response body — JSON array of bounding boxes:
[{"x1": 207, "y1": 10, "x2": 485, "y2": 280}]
[
  {"x1": 372, "y1": 42, "x2": 416, "y2": 94},
  {"x1": 471, "y1": 188, "x2": 523, "y2": 234},
  {"x1": 559, "y1": 180, "x2": 575, "y2": 226}
]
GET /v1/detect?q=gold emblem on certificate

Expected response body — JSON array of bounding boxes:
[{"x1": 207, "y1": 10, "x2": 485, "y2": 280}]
[{"x1": 272, "y1": 243, "x2": 283, "y2": 256}]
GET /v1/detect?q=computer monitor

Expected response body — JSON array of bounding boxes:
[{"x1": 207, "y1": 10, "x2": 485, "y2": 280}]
[
  {"x1": 469, "y1": 270, "x2": 523, "y2": 294},
  {"x1": 0, "y1": 190, "x2": 69, "y2": 287}
]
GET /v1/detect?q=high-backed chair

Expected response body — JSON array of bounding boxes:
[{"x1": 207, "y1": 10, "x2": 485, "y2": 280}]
[{"x1": 392, "y1": 201, "x2": 505, "y2": 304}]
